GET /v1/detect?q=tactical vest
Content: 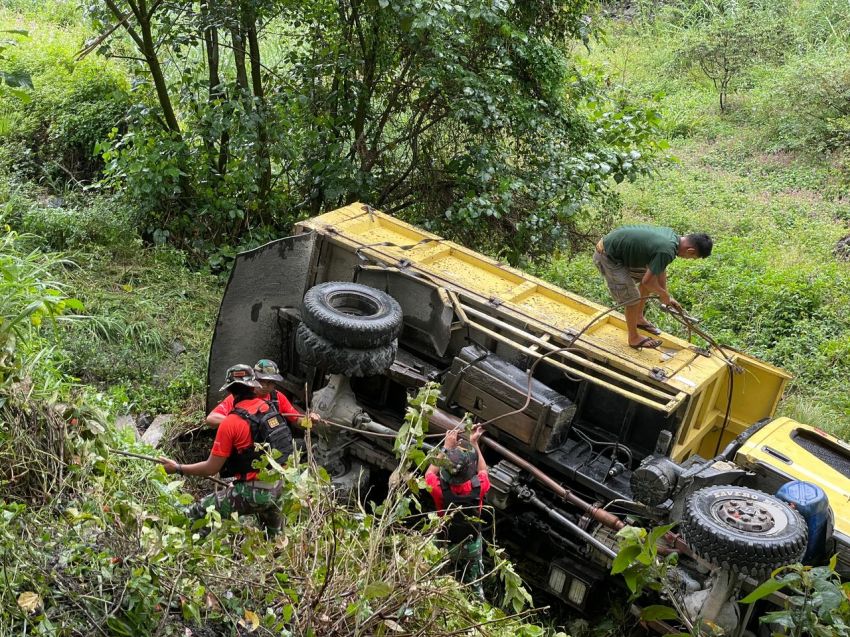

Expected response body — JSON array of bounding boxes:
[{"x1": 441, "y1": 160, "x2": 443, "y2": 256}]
[
  {"x1": 220, "y1": 394, "x2": 294, "y2": 479},
  {"x1": 439, "y1": 474, "x2": 482, "y2": 544}
]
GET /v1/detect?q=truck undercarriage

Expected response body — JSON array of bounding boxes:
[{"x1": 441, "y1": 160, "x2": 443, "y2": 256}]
[{"x1": 207, "y1": 205, "x2": 850, "y2": 634}]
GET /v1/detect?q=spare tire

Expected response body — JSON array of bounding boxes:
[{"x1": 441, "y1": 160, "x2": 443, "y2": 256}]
[
  {"x1": 682, "y1": 486, "x2": 807, "y2": 578},
  {"x1": 295, "y1": 323, "x2": 396, "y2": 377},
  {"x1": 302, "y1": 282, "x2": 403, "y2": 348}
]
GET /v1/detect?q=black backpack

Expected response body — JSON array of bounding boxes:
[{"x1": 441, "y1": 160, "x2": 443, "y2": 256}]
[{"x1": 220, "y1": 395, "x2": 294, "y2": 479}]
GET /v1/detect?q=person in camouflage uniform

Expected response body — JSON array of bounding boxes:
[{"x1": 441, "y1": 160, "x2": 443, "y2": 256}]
[
  {"x1": 160, "y1": 365, "x2": 286, "y2": 537},
  {"x1": 425, "y1": 426, "x2": 490, "y2": 597},
  {"x1": 186, "y1": 480, "x2": 282, "y2": 534}
]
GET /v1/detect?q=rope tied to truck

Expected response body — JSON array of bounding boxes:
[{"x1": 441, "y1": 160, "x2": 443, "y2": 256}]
[{"x1": 658, "y1": 305, "x2": 741, "y2": 456}]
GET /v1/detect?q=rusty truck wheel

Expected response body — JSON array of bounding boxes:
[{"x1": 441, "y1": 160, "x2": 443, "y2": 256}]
[
  {"x1": 681, "y1": 486, "x2": 807, "y2": 578},
  {"x1": 302, "y1": 282, "x2": 403, "y2": 349}
]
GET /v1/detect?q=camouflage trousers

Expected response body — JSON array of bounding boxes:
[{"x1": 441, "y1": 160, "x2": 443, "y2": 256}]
[
  {"x1": 447, "y1": 534, "x2": 485, "y2": 597},
  {"x1": 188, "y1": 481, "x2": 283, "y2": 537}
]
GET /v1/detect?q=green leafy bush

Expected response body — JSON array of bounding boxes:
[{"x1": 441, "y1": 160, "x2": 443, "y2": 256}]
[
  {"x1": 748, "y1": 48, "x2": 850, "y2": 156},
  {"x1": 97, "y1": 123, "x2": 289, "y2": 262},
  {"x1": 0, "y1": 25, "x2": 129, "y2": 186},
  {"x1": 741, "y1": 559, "x2": 850, "y2": 635},
  {"x1": 0, "y1": 230, "x2": 81, "y2": 392},
  {"x1": 9, "y1": 194, "x2": 137, "y2": 252},
  {"x1": 1, "y1": 381, "x2": 552, "y2": 635},
  {"x1": 0, "y1": 0, "x2": 80, "y2": 26},
  {"x1": 675, "y1": 1, "x2": 792, "y2": 112},
  {"x1": 787, "y1": 0, "x2": 850, "y2": 48}
]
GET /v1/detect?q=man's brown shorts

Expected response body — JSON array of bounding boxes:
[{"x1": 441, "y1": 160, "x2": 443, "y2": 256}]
[{"x1": 593, "y1": 251, "x2": 645, "y2": 306}]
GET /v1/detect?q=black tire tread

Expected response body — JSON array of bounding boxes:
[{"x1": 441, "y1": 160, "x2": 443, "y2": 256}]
[
  {"x1": 302, "y1": 282, "x2": 403, "y2": 349},
  {"x1": 296, "y1": 323, "x2": 396, "y2": 377},
  {"x1": 681, "y1": 486, "x2": 807, "y2": 578}
]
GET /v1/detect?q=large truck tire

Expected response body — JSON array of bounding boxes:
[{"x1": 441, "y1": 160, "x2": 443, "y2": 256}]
[
  {"x1": 681, "y1": 486, "x2": 807, "y2": 578},
  {"x1": 295, "y1": 323, "x2": 396, "y2": 377},
  {"x1": 302, "y1": 282, "x2": 403, "y2": 349}
]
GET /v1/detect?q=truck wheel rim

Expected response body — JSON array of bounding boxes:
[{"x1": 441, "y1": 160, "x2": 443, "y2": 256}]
[{"x1": 710, "y1": 497, "x2": 783, "y2": 534}]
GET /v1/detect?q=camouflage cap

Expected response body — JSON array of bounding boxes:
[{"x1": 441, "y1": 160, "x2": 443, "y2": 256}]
[
  {"x1": 438, "y1": 446, "x2": 478, "y2": 485},
  {"x1": 220, "y1": 364, "x2": 262, "y2": 391},
  {"x1": 254, "y1": 358, "x2": 283, "y2": 382}
]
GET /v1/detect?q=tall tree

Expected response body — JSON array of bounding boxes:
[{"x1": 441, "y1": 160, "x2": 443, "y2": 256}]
[
  {"x1": 102, "y1": 0, "x2": 181, "y2": 135},
  {"x1": 279, "y1": 0, "x2": 657, "y2": 260},
  {"x1": 91, "y1": 0, "x2": 663, "y2": 263},
  {"x1": 94, "y1": 0, "x2": 282, "y2": 244}
]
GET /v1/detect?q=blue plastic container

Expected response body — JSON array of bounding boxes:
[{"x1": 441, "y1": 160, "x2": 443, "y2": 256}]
[{"x1": 776, "y1": 480, "x2": 830, "y2": 564}]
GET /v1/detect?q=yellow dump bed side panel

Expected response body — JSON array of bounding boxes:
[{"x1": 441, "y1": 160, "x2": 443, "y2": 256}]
[{"x1": 299, "y1": 205, "x2": 790, "y2": 439}]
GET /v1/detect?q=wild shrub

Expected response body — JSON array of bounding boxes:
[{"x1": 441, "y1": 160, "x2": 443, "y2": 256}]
[
  {"x1": 787, "y1": 0, "x2": 850, "y2": 48},
  {"x1": 740, "y1": 560, "x2": 850, "y2": 635},
  {"x1": 97, "y1": 122, "x2": 289, "y2": 256},
  {"x1": 675, "y1": 1, "x2": 792, "y2": 111},
  {"x1": 613, "y1": 526, "x2": 850, "y2": 635},
  {"x1": 0, "y1": 230, "x2": 93, "y2": 504},
  {"x1": 0, "y1": 386, "x2": 107, "y2": 503},
  {"x1": 0, "y1": 0, "x2": 80, "y2": 26},
  {"x1": 0, "y1": 231, "x2": 81, "y2": 391},
  {"x1": 0, "y1": 26, "x2": 129, "y2": 186},
  {"x1": 749, "y1": 48, "x2": 850, "y2": 155},
  {"x1": 9, "y1": 194, "x2": 138, "y2": 252},
  {"x1": 0, "y1": 383, "x2": 552, "y2": 635}
]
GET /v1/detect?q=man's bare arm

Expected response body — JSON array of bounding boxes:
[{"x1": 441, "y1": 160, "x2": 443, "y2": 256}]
[
  {"x1": 641, "y1": 270, "x2": 681, "y2": 310},
  {"x1": 160, "y1": 452, "x2": 227, "y2": 477},
  {"x1": 205, "y1": 411, "x2": 225, "y2": 428},
  {"x1": 470, "y1": 425, "x2": 487, "y2": 473}
]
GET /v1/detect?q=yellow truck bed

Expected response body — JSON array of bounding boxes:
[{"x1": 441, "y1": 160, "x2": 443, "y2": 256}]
[{"x1": 298, "y1": 203, "x2": 791, "y2": 461}]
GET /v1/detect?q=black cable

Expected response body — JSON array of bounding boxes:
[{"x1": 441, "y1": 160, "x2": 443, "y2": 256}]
[
  {"x1": 603, "y1": 416, "x2": 629, "y2": 484},
  {"x1": 477, "y1": 294, "x2": 660, "y2": 429},
  {"x1": 713, "y1": 364, "x2": 735, "y2": 457},
  {"x1": 572, "y1": 426, "x2": 633, "y2": 465}
]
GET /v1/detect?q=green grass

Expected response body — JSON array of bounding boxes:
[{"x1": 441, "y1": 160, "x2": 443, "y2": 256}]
[
  {"x1": 545, "y1": 8, "x2": 850, "y2": 437},
  {"x1": 55, "y1": 244, "x2": 222, "y2": 421}
]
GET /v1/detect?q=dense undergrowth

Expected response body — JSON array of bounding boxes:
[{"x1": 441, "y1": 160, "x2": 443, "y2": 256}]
[{"x1": 2, "y1": 357, "x2": 549, "y2": 635}]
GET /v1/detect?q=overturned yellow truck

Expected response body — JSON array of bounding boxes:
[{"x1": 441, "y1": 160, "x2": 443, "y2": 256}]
[{"x1": 208, "y1": 204, "x2": 850, "y2": 631}]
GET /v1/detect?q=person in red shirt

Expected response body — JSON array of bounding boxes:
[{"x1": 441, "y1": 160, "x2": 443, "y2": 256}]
[
  {"x1": 161, "y1": 364, "x2": 290, "y2": 537},
  {"x1": 206, "y1": 359, "x2": 300, "y2": 428},
  {"x1": 425, "y1": 425, "x2": 489, "y2": 596}
]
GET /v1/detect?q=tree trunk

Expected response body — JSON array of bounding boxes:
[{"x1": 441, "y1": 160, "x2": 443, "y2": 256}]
[
  {"x1": 231, "y1": 26, "x2": 249, "y2": 92},
  {"x1": 138, "y1": 9, "x2": 181, "y2": 134},
  {"x1": 201, "y1": 1, "x2": 229, "y2": 175},
  {"x1": 105, "y1": 0, "x2": 192, "y2": 206},
  {"x1": 104, "y1": 0, "x2": 181, "y2": 136},
  {"x1": 243, "y1": 2, "x2": 272, "y2": 211}
]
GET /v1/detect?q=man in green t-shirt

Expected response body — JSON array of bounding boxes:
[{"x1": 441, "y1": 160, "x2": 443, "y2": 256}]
[{"x1": 593, "y1": 226, "x2": 713, "y2": 349}]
